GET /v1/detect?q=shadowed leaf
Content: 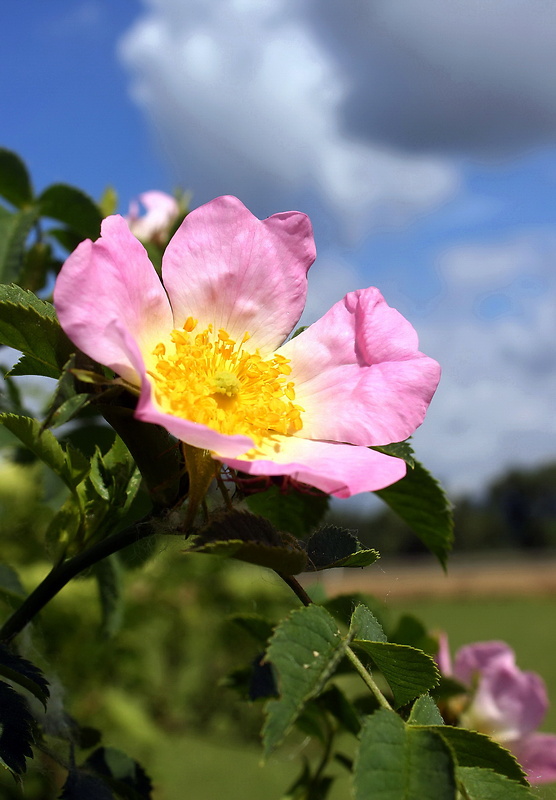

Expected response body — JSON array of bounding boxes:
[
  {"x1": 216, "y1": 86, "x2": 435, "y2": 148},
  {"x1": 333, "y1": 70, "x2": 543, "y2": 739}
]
[
  {"x1": 0, "y1": 681, "x2": 34, "y2": 775},
  {"x1": 193, "y1": 510, "x2": 307, "y2": 573},
  {"x1": 0, "y1": 207, "x2": 39, "y2": 284},
  {"x1": 431, "y1": 726, "x2": 528, "y2": 785},
  {"x1": 306, "y1": 526, "x2": 379, "y2": 570},
  {"x1": 0, "y1": 645, "x2": 49, "y2": 710},
  {"x1": 0, "y1": 148, "x2": 33, "y2": 207},
  {"x1": 376, "y1": 459, "x2": 453, "y2": 567},
  {"x1": 38, "y1": 184, "x2": 102, "y2": 241},
  {"x1": 245, "y1": 484, "x2": 329, "y2": 539}
]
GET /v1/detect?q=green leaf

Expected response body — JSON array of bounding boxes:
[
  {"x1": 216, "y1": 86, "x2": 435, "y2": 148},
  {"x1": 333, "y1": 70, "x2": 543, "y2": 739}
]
[
  {"x1": 290, "y1": 325, "x2": 308, "y2": 339},
  {"x1": 324, "y1": 593, "x2": 389, "y2": 632},
  {"x1": 45, "y1": 497, "x2": 83, "y2": 552},
  {"x1": 376, "y1": 459, "x2": 453, "y2": 567},
  {"x1": 84, "y1": 746, "x2": 153, "y2": 799},
  {"x1": 408, "y1": 694, "x2": 444, "y2": 726},
  {"x1": 48, "y1": 393, "x2": 91, "y2": 428},
  {"x1": 38, "y1": 184, "x2": 102, "y2": 240},
  {"x1": 40, "y1": 354, "x2": 89, "y2": 430},
  {"x1": 0, "y1": 206, "x2": 39, "y2": 284},
  {"x1": 93, "y1": 555, "x2": 123, "y2": 638},
  {"x1": 0, "y1": 414, "x2": 88, "y2": 490},
  {"x1": 60, "y1": 770, "x2": 115, "y2": 800},
  {"x1": 193, "y1": 510, "x2": 308, "y2": 574},
  {"x1": 372, "y1": 439, "x2": 415, "y2": 468},
  {"x1": 0, "y1": 564, "x2": 25, "y2": 608},
  {"x1": 19, "y1": 241, "x2": 55, "y2": 292},
  {"x1": 0, "y1": 148, "x2": 33, "y2": 208},
  {"x1": 99, "y1": 186, "x2": 118, "y2": 218},
  {"x1": 0, "y1": 645, "x2": 49, "y2": 710},
  {"x1": 245, "y1": 484, "x2": 329, "y2": 539},
  {"x1": 230, "y1": 613, "x2": 275, "y2": 644},
  {"x1": 306, "y1": 526, "x2": 379, "y2": 570},
  {"x1": 353, "y1": 708, "x2": 457, "y2": 800},
  {"x1": 349, "y1": 605, "x2": 387, "y2": 643},
  {"x1": 391, "y1": 614, "x2": 438, "y2": 655},
  {"x1": 457, "y1": 766, "x2": 533, "y2": 799},
  {"x1": 0, "y1": 680, "x2": 34, "y2": 775},
  {"x1": 0, "y1": 284, "x2": 73, "y2": 378},
  {"x1": 319, "y1": 684, "x2": 361, "y2": 736},
  {"x1": 296, "y1": 703, "x2": 328, "y2": 744},
  {"x1": 432, "y1": 726, "x2": 528, "y2": 785},
  {"x1": 351, "y1": 640, "x2": 439, "y2": 707},
  {"x1": 48, "y1": 227, "x2": 88, "y2": 255},
  {"x1": 263, "y1": 604, "x2": 347, "y2": 755}
]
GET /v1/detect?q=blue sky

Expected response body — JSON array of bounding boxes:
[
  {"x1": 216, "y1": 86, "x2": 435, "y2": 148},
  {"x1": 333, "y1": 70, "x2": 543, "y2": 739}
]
[{"x1": 3, "y1": 0, "x2": 556, "y2": 494}]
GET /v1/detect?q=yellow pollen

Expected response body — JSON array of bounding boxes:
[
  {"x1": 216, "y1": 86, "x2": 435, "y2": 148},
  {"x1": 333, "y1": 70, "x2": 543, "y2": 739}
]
[{"x1": 150, "y1": 322, "x2": 304, "y2": 449}]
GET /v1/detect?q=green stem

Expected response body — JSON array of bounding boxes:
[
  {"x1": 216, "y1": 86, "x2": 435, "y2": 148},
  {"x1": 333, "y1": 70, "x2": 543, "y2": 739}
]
[
  {"x1": 345, "y1": 646, "x2": 392, "y2": 711},
  {"x1": 0, "y1": 519, "x2": 159, "y2": 645},
  {"x1": 277, "y1": 572, "x2": 392, "y2": 709}
]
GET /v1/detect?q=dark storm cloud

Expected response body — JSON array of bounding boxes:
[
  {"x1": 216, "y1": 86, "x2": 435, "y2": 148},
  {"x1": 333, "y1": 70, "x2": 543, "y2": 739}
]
[{"x1": 304, "y1": 0, "x2": 556, "y2": 154}]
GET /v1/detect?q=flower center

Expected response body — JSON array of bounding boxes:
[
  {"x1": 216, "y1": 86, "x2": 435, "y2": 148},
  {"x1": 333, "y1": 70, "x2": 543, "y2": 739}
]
[{"x1": 149, "y1": 317, "x2": 304, "y2": 448}]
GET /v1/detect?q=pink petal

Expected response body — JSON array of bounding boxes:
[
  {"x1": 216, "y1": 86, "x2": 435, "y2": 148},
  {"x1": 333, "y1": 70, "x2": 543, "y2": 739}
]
[
  {"x1": 220, "y1": 436, "x2": 407, "y2": 497},
  {"x1": 54, "y1": 215, "x2": 173, "y2": 384},
  {"x1": 278, "y1": 288, "x2": 441, "y2": 446},
  {"x1": 436, "y1": 633, "x2": 453, "y2": 676},
  {"x1": 475, "y1": 663, "x2": 548, "y2": 738},
  {"x1": 513, "y1": 733, "x2": 556, "y2": 784},
  {"x1": 162, "y1": 196, "x2": 316, "y2": 353},
  {"x1": 454, "y1": 642, "x2": 517, "y2": 686}
]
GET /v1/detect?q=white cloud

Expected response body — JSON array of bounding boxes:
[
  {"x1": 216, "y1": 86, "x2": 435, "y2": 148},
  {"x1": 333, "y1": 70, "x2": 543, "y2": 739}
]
[
  {"x1": 118, "y1": 0, "x2": 458, "y2": 237},
  {"x1": 409, "y1": 229, "x2": 556, "y2": 494}
]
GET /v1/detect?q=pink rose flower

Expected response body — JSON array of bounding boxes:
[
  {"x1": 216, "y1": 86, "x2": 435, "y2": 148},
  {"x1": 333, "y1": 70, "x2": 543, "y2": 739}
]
[
  {"x1": 439, "y1": 637, "x2": 556, "y2": 784},
  {"x1": 126, "y1": 190, "x2": 180, "y2": 244},
  {"x1": 54, "y1": 195, "x2": 440, "y2": 497}
]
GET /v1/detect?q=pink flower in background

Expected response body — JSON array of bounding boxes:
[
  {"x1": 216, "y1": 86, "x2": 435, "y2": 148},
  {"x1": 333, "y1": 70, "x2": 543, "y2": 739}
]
[
  {"x1": 126, "y1": 190, "x2": 180, "y2": 244},
  {"x1": 54, "y1": 195, "x2": 440, "y2": 497},
  {"x1": 438, "y1": 638, "x2": 556, "y2": 784}
]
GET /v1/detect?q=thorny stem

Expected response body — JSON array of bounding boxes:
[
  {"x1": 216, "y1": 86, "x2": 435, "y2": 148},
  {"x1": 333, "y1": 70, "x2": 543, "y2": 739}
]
[
  {"x1": 0, "y1": 519, "x2": 160, "y2": 645},
  {"x1": 276, "y1": 571, "x2": 393, "y2": 711}
]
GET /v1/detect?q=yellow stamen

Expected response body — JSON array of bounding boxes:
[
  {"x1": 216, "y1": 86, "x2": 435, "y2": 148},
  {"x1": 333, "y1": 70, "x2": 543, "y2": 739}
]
[{"x1": 150, "y1": 323, "x2": 304, "y2": 450}]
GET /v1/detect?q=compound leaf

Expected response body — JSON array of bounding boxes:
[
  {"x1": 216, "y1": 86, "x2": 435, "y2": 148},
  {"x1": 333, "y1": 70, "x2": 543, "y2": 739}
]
[
  {"x1": 353, "y1": 708, "x2": 456, "y2": 800},
  {"x1": 263, "y1": 604, "x2": 347, "y2": 755}
]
